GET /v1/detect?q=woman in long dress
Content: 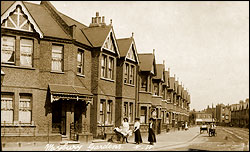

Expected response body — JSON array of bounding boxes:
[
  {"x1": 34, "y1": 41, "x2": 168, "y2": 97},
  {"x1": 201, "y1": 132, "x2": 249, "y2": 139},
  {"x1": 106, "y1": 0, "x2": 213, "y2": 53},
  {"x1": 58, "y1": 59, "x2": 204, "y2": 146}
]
[
  {"x1": 121, "y1": 117, "x2": 130, "y2": 143},
  {"x1": 148, "y1": 118, "x2": 156, "y2": 145},
  {"x1": 134, "y1": 118, "x2": 142, "y2": 144}
]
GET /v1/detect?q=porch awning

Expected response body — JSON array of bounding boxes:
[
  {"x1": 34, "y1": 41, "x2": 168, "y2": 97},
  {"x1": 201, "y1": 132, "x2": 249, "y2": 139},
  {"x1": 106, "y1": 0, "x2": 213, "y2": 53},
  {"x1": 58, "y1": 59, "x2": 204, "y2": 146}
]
[{"x1": 49, "y1": 84, "x2": 93, "y2": 102}]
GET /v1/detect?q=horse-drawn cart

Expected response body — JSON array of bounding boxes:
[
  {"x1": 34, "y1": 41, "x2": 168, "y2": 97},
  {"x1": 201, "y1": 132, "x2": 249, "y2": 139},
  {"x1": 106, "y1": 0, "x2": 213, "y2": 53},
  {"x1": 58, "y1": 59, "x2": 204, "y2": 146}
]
[{"x1": 200, "y1": 125, "x2": 208, "y2": 133}]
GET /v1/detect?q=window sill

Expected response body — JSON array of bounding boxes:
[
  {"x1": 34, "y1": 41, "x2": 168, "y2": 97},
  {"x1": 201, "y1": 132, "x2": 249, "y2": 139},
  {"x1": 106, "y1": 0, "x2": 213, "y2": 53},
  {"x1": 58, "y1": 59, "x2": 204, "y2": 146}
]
[
  {"x1": 1, "y1": 64, "x2": 36, "y2": 70},
  {"x1": 1, "y1": 123, "x2": 36, "y2": 127},
  {"x1": 77, "y1": 73, "x2": 85, "y2": 78},
  {"x1": 100, "y1": 77, "x2": 115, "y2": 82},
  {"x1": 139, "y1": 91, "x2": 152, "y2": 94},
  {"x1": 124, "y1": 83, "x2": 135, "y2": 87},
  {"x1": 50, "y1": 71, "x2": 65, "y2": 74}
]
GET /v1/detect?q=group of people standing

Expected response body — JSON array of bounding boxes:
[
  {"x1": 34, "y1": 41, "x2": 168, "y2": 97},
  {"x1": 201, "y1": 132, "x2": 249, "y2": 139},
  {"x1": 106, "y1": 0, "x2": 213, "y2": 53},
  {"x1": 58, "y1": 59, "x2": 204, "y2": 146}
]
[{"x1": 114, "y1": 117, "x2": 156, "y2": 145}]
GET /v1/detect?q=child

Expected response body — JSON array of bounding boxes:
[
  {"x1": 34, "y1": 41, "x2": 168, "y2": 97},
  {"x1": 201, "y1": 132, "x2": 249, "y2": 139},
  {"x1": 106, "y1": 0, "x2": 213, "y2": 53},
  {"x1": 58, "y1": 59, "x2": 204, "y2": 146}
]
[
  {"x1": 148, "y1": 118, "x2": 156, "y2": 145},
  {"x1": 134, "y1": 118, "x2": 142, "y2": 144}
]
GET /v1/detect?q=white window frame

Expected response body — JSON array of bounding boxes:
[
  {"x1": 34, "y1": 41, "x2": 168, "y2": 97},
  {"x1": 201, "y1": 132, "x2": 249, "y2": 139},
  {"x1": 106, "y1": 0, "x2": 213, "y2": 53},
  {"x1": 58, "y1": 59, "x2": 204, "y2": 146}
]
[
  {"x1": 77, "y1": 50, "x2": 84, "y2": 75},
  {"x1": 20, "y1": 38, "x2": 33, "y2": 67},
  {"x1": 19, "y1": 94, "x2": 32, "y2": 124},
  {"x1": 1, "y1": 94, "x2": 14, "y2": 124},
  {"x1": 1, "y1": 36, "x2": 15, "y2": 64},
  {"x1": 51, "y1": 45, "x2": 63, "y2": 72}
]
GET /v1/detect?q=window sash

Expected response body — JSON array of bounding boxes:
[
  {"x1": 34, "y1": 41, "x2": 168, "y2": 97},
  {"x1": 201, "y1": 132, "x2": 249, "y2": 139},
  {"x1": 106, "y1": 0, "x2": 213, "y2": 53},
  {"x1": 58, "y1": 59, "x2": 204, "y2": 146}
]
[
  {"x1": 77, "y1": 51, "x2": 84, "y2": 74},
  {"x1": 52, "y1": 45, "x2": 63, "y2": 71},
  {"x1": 108, "y1": 57, "x2": 114, "y2": 79},
  {"x1": 20, "y1": 39, "x2": 33, "y2": 67},
  {"x1": 1, "y1": 36, "x2": 15, "y2": 64},
  {"x1": 101, "y1": 55, "x2": 107, "y2": 78}
]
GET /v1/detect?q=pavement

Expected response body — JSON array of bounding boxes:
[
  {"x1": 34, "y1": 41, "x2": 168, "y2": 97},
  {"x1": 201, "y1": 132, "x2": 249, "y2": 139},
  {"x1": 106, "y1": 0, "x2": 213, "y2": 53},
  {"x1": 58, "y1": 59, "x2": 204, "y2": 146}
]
[{"x1": 2, "y1": 126, "x2": 200, "y2": 151}]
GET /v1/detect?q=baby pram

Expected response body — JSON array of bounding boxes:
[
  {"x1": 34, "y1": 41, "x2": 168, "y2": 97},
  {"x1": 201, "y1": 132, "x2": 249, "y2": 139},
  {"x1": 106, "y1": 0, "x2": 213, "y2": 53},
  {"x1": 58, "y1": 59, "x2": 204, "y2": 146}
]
[{"x1": 113, "y1": 127, "x2": 132, "y2": 143}]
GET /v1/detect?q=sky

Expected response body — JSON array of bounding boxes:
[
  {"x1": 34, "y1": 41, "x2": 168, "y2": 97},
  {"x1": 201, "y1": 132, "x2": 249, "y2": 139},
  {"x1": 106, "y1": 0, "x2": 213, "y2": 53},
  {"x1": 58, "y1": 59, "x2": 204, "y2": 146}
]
[{"x1": 29, "y1": 1, "x2": 249, "y2": 111}]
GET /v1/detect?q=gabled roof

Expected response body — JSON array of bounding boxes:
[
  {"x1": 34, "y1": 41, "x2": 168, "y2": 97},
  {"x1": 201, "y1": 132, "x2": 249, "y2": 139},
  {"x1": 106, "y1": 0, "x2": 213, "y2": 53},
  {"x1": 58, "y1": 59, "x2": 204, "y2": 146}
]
[
  {"x1": 82, "y1": 26, "x2": 112, "y2": 47},
  {"x1": 117, "y1": 38, "x2": 132, "y2": 57},
  {"x1": 1, "y1": 1, "x2": 71, "y2": 39},
  {"x1": 117, "y1": 37, "x2": 139, "y2": 63},
  {"x1": 1, "y1": 1, "x2": 45, "y2": 38},
  {"x1": 153, "y1": 64, "x2": 164, "y2": 81},
  {"x1": 138, "y1": 53, "x2": 156, "y2": 75}
]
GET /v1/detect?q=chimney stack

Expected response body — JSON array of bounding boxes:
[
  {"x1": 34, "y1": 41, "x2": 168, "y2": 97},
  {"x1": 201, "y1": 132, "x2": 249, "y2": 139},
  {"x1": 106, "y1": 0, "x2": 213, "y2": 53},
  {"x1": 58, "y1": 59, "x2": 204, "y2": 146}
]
[
  {"x1": 153, "y1": 49, "x2": 155, "y2": 55},
  {"x1": 132, "y1": 32, "x2": 134, "y2": 38},
  {"x1": 89, "y1": 12, "x2": 106, "y2": 27}
]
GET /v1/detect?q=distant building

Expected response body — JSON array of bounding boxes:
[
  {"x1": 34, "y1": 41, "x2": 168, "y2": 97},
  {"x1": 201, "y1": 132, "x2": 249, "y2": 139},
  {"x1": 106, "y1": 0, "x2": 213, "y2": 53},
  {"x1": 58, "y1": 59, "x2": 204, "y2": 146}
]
[
  {"x1": 230, "y1": 99, "x2": 249, "y2": 128},
  {"x1": 216, "y1": 104, "x2": 231, "y2": 126},
  {"x1": 194, "y1": 112, "x2": 214, "y2": 125}
]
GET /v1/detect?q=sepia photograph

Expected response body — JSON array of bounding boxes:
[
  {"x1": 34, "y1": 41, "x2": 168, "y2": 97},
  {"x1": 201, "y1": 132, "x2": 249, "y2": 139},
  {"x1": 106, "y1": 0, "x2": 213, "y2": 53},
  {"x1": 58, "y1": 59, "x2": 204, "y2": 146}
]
[{"x1": 1, "y1": 1, "x2": 249, "y2": 151}]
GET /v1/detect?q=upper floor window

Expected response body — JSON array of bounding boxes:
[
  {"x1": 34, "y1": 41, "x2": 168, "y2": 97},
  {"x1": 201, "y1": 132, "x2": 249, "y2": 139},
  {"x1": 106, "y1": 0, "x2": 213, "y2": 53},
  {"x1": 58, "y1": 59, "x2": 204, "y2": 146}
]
[
  {"x1": 1, "y1": 36, "x2": 15, "y2": 64},
  {"x1": 124, "y1": 63, "x2": 129, "y2": 83},
  {"x1": 108, "y1": 57, "x2": 114, "y2": 79},
  {"x1": 141, "y1": 75, "x2": 147, "y2": 91},
  {"x1": 20, "y1": 39, "x2": 33, "y2": 67},
  {"x1": 129, "y1": 65, "x2": 134, "y2": 85},
  {"x1": 77, "y1": 50, "x2": 84, "y2": 75},
  {"x1": 153, "y1": 82, "x2": 159, "y2": 96},
  {"x1": 101, "y1": 55, "x2": 107, "y2": 78},
  {"x1": 51, "y1": 45, "x2": 63, "y2": 72}
]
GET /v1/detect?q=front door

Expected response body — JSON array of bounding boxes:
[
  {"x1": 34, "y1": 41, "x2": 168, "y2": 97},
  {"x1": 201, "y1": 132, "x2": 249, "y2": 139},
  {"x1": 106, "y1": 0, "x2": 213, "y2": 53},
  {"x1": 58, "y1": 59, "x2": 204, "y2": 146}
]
[{"x1": 61, "y1": 102, "x2": 66, "y2": 135}]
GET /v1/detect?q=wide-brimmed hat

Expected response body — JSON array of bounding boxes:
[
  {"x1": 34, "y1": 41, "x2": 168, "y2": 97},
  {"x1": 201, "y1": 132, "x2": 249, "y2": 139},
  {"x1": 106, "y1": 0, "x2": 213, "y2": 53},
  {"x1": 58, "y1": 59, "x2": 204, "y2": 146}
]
[
  {"x1": 149, "y1": 117, "x2": 154, "y2": 121},
  {"x1": 123, "y1": 117, "x2": 128, "y2": 121}
]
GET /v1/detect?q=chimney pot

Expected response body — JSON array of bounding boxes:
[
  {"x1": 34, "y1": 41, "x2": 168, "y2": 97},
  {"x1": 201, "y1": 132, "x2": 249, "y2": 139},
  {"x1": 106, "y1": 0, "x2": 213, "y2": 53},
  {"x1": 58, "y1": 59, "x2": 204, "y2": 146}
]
[
  {"x1": 96, "y1": 12, "x2": 99, "y2": 17},
  {"x1": 153, "y1": 49, "x2": 155, "y2": 55},
  {"x1": 132, "y1": 32, "x2": 134, "y2": 37},
  {"x1": 110, "y1": 19, "x2": 112, "y2": 25}
]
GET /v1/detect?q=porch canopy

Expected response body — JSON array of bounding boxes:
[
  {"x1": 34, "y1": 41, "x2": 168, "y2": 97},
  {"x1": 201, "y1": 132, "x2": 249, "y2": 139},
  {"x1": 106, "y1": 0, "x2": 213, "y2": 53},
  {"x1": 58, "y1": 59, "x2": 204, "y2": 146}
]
[{"x1": 49, "y1": 84, "x2": 93, "y2": 103}]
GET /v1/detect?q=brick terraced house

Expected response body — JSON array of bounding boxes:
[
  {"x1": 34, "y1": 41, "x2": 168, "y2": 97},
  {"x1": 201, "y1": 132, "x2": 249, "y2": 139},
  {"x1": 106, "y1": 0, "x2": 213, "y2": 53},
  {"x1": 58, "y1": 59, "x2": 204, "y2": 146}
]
[{"x1": 1, "y1": 1, "x2": 191, "y2": 143}]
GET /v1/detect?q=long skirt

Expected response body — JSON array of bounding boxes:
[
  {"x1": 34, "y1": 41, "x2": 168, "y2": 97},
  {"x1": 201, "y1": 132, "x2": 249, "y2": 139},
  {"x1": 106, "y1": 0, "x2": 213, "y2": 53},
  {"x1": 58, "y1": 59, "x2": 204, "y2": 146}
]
[
  {"x1": 148, "y1": 128, "x2": 156, "y2": 143},
  {"x1": 134, "y1": 129, "x2": 142, "y2": 144}
]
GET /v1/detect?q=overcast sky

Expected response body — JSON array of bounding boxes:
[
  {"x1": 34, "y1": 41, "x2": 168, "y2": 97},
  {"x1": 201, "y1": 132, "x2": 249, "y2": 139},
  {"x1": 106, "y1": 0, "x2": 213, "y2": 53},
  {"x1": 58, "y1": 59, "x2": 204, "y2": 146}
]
[{"x1": 30, "y1": 1, "x2": 249, "y2": 111}]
